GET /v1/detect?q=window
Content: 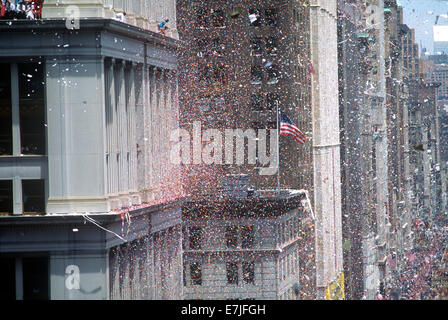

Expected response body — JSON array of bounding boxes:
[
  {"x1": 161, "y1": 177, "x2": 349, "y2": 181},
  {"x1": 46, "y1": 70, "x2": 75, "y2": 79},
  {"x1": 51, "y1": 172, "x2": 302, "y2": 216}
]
[
  {"x1": 226, "y1": 262, "x2": 239, "y2": 284},
  {"x1": 241, "y1": 225, "x2": 254, "y2": 248},
  {"x1": 190, "y1": 262, "x2": 202, "y2": 285},
  {"x1": 226, "y1": 225, "x2": 238, "y2": 248},
  {"x1": 196, "y1": 38, "x2": 208, "y2": 56},
  {"x1": 0, "y1": 64, "x2": 12, "y2": 155},
  {"x1": 266, "y1": 92, "x2": 279, "y2": 110},
  {"x1": 266, "y1": 64, "x2": 279, "y2": 84},
  {"x1": 212, "y1": 9, "x2": 225, "y2": 27},
  {"x1": 211, "y1": 37, "x2": 225, "y2": 56},
  {"x1": 213, "y1": 64, "x2": 227, "y2": 83},
  {"x1": 248, "y1": 9, "x2": 261, "y2": 26},
  {"x1": 265, "y1": 9, "x2": 278, "y2": 26},
  {"x1": 265, "y1": 37, "x2": 278, "y2": 55},
  {"x1": 19, "y1": 63, "x2": 45, "y2": 155},
  {"x1": 189, "y1": 226, "x2": 203, "y2": 250},
  {"x1": 242, "y1": 262, "x2": 255, "y2": 284},
  {"x1": 22, "y1": 179, "x2": 45, "y2": 214},
  {"x1": 182, "y1": 226, "x2": 186, "y2": 250},
  {"x1": 251, "y1": 36, "x2": 263, "y2": 56},
  {"x1": 250, "y1": 93, "x2": 263, "y2": 111},
  {"x1": 0, "y1": 180, "x2": 13, "y2": 215},
  {"x1": 183, "y1": 264, "x2": 187, "y2": 286},
  {"x1": 196, "y1": 8, "x2": 209, "y2": 28},
  {"x1": 251, "y1": 65, "x2": 262, "y2": 84}
]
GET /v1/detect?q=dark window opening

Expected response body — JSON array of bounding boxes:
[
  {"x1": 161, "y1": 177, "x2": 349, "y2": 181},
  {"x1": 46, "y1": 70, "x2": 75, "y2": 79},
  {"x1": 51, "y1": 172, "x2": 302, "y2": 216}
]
[
  {"x1": 225, "y1": 225, "x2": 238, "y2": 248},
  {"x1": 266, "y1": 37, "x2": 278, "y2": 55},
  {"x1": 0, "y1": 257, "x2": 16, "y2": 300},
  {"x1": 250, "y1": 93, "x2": 264, "y2": 111},
  {"x1": 251, "y1": 37, "x2": 263, "y2": 56},
  {"x1": 241, "y1": 225, "x2": 254, "y2": 248},
  {"x1": 0, "y1": 64, "x2": 12, "y2": 155},
  {"x1": 251, "y1": 65, "x2": 262, "y2": 84},
  {"x1": 248, "y1": 9, "x2": 261, "y2": 26},
  {"x1": 23, "y1": 257, "x2": 49, "y2": 300},
  {"x1": 212, "y1": 9, "x2": 225, "y2": 27},
  {"x1": 196, "y1": 8, "x2": 209, "y2": 28},
  {"x1": 213, "y1": 64, "x2": 228, "y2": 83},
  {"x1": 22, "y1": 179, "x2": 45, "y2": 215},
  {"x1": 0, "y1": 180, "x2": 13, "y2": 215},
  {"x1": 19, "y1": 63, "x2": 45, "y2": 155},
  {"x1": 211, "y1": 37, "x2": 225, "y2": 56},
  {"x1": 182, "y1": 226, "x2": 187, "y2": 250},
  {"x1": 265, "y1": 9, "x2": 278, "y2": 26},
  {"x1": 266, "y1": 64, "x2": 279, "y2": 84},
  {"x1": 266, "y1": 92, "x2": 280, "y2": 110},
  {"x1": 242, "y1": 262, "x2": 255, "y2": 284},
  {"x1": 199, "y1": 65, "x2": 212, "y2": 83},
  {"x1": 196, "y1": 38, "x2": 208, "y2": 56},
  {"x1": 190, "y1": 262, "x2": 202, "y2": 285},
  {"x1": 226, "y1": 262, "x2": 239, "y2": 285},
  {"x1": 189, "y1": 226, "x2": 203, "y2": 250}
]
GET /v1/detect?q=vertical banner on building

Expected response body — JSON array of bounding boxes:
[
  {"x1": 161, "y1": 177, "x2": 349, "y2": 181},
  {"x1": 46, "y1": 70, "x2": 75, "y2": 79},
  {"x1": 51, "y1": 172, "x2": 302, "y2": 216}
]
[{"x1": 325, "y1": 272, "x2": 345, "y2": 300}]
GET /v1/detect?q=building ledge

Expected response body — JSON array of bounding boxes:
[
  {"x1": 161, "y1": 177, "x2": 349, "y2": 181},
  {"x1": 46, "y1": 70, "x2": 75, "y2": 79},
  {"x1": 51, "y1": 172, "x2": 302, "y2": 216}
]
[{"x1": 0, "y1": 18, "x2": 183, "y2": 50}]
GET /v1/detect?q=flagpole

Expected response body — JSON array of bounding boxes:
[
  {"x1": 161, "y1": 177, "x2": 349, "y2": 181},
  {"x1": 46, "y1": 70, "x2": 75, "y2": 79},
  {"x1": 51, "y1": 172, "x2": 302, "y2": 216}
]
[{"x1": 276, "y1": 101, "x2": 280, "y2": 194}]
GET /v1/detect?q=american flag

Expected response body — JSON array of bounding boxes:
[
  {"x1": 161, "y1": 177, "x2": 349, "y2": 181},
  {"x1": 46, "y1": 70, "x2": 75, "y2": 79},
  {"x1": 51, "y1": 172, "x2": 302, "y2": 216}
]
[{"x1": 280, "y1": 112, "x2": 306, "y2": 144}]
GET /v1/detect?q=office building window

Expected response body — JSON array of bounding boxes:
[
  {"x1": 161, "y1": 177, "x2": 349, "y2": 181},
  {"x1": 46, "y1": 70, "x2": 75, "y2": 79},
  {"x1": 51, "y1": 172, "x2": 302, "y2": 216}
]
[
  {"x1": 250, "y1": 93, "x2": 263, "y2": 111},
  {"x1": 251, "y1": 65, "x2": 262, "y2": 84},
  {"x1": 22, "y1": 179, "x2": 45, "y2": 214},
  {"x1": 182, "y1": 226, "x2": 187, "y2": 250},
  {"x1": 251, "y1": 36, "x2": 263, "y2": 56},
  {"x1": 211, "y1": 37, "x2": 225, "y2": 56},
  {"x1": 242, "y1": 262, "x2": 255, "y2": 284},
  {"x1": 190, "y1": 262, "x2": 202, "y2": 285},
  {"x1": 266, "y1": 64, "x2": 279, "y2": 84},
  {"x1": 226, "y1": 262, "x2": 239, "y2": 285},
  {"x1": 266, "y1": 92, "x2": 279, "y2": 110},
  {"x1": 265, "y1": 37, "x2": 278, "y2": 55},
  {"x1": 212, "y1": 9, "x2": 225, "y2": 27},
  {"x1": 189, "y1": 226, "x2": 203, "y2": 250},
  {"x1": 241, "y1": 225, "x2": 254, "y2": 248},
  {"x1": 265, "y1": 8, "x2": 278, "y2": 26},
  {"x1": 18, "y1": 63, "x2": 45, "y2": 155},
  {"x1": 0, "y1": 180, "x2": 13, "y2": 215},
  {"x1": 248, "y1": 9, "x2": 261, "y2": 26},
  {"x1": 226, "y1": 225, "x2": 238, "y2": 248},
  {"x1": 0, "y1": 64, "x2": 12, "y2": 155},
  {"x1": 196, "y1": 8, "x2": 209, "y2": 28}
]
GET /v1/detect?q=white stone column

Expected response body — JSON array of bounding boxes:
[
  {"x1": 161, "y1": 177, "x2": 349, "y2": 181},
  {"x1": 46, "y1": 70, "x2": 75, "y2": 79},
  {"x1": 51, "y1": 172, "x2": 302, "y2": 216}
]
[
  {"x1": 105, "y1": 59, "x2": 115, "y2": 197},
  {"x1": 310, "y1": 0, "x2": 343, "y2": 298},
  {"x1": 110, "y1": 59, "x2": 121, "y2": 209},
  {"x1": 149, "y1": 67, "x2": 158, "y2": 200}
]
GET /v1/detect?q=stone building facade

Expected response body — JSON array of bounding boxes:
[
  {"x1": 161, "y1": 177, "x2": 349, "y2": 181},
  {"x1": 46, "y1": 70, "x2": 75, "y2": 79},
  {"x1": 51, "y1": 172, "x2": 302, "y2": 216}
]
[
  {"x1": 0, "y1": 14, "x2": 182, "y2": 299},
  {"x1": 176, "y1": 0, "x2": 313, "y2": 196},
  {"x1": 181, "y1": 189, "x2": 314, "y2": 300}
]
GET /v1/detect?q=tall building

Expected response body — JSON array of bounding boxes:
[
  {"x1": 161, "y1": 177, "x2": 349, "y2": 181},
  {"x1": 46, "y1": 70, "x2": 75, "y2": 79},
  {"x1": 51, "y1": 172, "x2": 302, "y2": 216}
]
[
  {"x1": 177, "y1": 0, "x2": 313, "y2": 196},
  {"x1": 177, "y1": 0, "x2": 344, "y2": 299},
  {"x1": 338, "y1": 0, "x2": 375, "y2": 300},
  {"x1": 309, "y1": 0, "x2": 343, "y2": 299},
  {"x1": 0, "y1": 2, "x2": 183, "y2": 300}
]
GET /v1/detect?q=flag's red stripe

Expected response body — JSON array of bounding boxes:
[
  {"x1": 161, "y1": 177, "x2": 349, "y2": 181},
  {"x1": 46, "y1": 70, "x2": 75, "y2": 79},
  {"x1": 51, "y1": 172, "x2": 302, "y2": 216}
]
[
  {"x1": 280, "y1": 131, "x2": 305, "y2": 144},
  {"x1": 281, "y1": 124, "x2": 306, "y2": 139},
  {"x1": 280, "y1": 127, "x2": 307, "y2": 142}
]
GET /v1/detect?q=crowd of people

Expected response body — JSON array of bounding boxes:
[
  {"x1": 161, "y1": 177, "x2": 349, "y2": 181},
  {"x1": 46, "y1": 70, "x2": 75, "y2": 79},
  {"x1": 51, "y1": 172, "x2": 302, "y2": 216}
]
[{"x1": 0, "y1": 0, "x2": 43, "y2": 20}]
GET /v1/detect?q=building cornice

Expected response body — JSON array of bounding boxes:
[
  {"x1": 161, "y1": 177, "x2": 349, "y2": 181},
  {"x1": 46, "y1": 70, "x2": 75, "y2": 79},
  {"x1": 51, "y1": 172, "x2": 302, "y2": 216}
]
[{"x1": 0, "y1": 18, "x2": 183, "y2": 50}]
